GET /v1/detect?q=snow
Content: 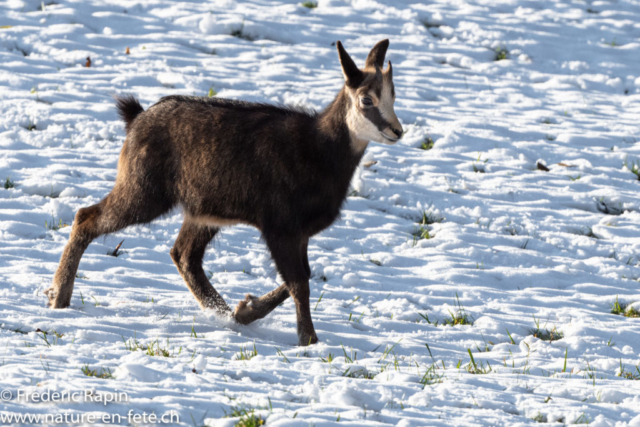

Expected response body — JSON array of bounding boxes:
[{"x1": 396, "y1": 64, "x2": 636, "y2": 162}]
[{"x1": 1, "y1": 0, "x2": 640, "y2": 425}]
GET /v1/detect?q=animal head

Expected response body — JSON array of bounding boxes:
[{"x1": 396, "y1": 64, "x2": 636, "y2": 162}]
[{"x1": 336, "y1": 39, "x2": 403, "y2": 147}]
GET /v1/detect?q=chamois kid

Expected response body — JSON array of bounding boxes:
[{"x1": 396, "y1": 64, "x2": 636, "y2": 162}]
[{"x1": 46, "y1": 40, "x2": 403, "y2": 346}]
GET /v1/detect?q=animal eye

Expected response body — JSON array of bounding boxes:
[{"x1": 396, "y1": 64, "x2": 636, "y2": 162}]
[{"x1": 361, "y1": 97, "x2": 373, "y2": 106}]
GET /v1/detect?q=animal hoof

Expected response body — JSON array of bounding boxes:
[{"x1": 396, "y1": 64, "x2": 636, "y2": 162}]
[
  {"x1": 44, "y1": 287, "x2": 57, "y2": 308},
  {"x1": 44, "y1": 286, "x2": 69, "y2": 309},
  {"x1": 298, "y1": 333, "x2": 319, "y2": 347},
  {"x1": 233, "y1": 294, "x2": 258, "y2": 325}
]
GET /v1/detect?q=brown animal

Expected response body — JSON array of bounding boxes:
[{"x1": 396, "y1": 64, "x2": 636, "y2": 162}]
[{"x1": 45, "y1": 39, "x2": 403, "y2": 346}]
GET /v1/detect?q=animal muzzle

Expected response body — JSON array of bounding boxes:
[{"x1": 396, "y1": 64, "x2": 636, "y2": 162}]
[{"x1": 380, "y1": 125, "x2": 403, "y2": 143}]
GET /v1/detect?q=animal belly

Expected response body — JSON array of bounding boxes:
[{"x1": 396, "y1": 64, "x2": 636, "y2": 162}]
[{"x1": 187, "y1": 214, "x2": 242, "y2": 228}]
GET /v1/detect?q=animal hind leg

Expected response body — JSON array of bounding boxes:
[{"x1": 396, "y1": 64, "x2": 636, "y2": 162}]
[
  {"x1": 46, "y1": 187, "x2": 170, "y2": 308},
  {"x1": 233, "y1": 238, "x2": 309, "y2": 325},
  {"x1": 170, "y1": 220, "x2": 231, "y2": 315},
  {"x1": 234, "y1": 283, "x2": 289, "y2": 325}
]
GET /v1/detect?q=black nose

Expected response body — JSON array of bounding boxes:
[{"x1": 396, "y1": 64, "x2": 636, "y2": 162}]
[{"x1": 391, "y1": 127, "x2": 403, "y2": 138}]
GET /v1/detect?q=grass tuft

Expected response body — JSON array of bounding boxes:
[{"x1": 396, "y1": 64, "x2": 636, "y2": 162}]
[
  {"x1": 420, "y1": 363, "x2": 444, "y2": 387},
  {"x1": 466, "y1": 349, "x2": 492, "y2": 374},
  {"x1": 418, "y1": 209, "x2": 444, "y2": 226},
  {"x1": 123, "y1": 335, "x2": 180, "y2": 357},
  {"x1": 301, "y1": 1, "x2": 318, "y2": 7},
  {"x1": 626, "y1": 306, "x2": 640, "y2": 318},
  {"x1": 26, "y1": 118, "x2": 36, "y2": 131},
  {"x1": 236, "y1": 343, "x2": 258, "y2": 361},
  {"x1": 618, "y1": 359, "x2": 640, "y2": 380},
  {"x1": 420, "y1": 136, "x2": 434, "y2": 150},
  {"x1": 443, "y1": 294, "x2": 474, "y2": 326},
  {"x1": 411, "y1": 210, "x2": 442, "y2": 246},
  {"x1": 122, "y1": 335, "x2": 144, "y2": 352},
  {"x1": 495, "y1": 46, "x2": 508, "y2": 61},
  {"x1": 342, "y1": 366, "x2": 374, "y2": 379},
  {"x1": 574, "y1": 413, "x2": 591, "y2": 424},
  {"x1": 313, "y1": 291, "x2": 324, "y2": 311},
  {"x1": 276, "y1": 348, "x2": 290, "y2": 363},
  {"x1": 412, "y1": 225, "x2": 432, "y2": 245},
  {"x1": 320, "y1": 352, "x2": 334, "y2": 363},
  {"x1": 224, "y1": 405, "x2": 265, "y2": 426},
  {"x1": 81, "y1": 365, "x2": 114, "y2": 379},
  {"x1": 342, "y1": 343, "x2": 359, "y2": 363},
  {"x1": 4, "y1": 177, "x2": 14, "y2": 189},
  {"x1": 530, "y1": 315, "x2": 563, "y2": 341},
  {"x1": 475, "y1": 333, "x2": 494, "y2": 353},
  {"x1": 532, "y1": 412, "x2": 547, "y2": 423},
  {"x1": 532, "y1": 327, "x2": 563, "y2": 341},
  {"x1": 45, "y1": 217, "x2": 68, "y2": 231},
  {"x1": 35, "y1": 328, "x2": 63, "y2": 347},
  {"x1": 472, "y1": 153, "x2": 488, "y2": 173},
  {"x1": 611, "y1": 297, "x2": 640, "y2": 318},
  {"x1": 623, "y1": 157, "x2": 640, "y2": 181},
  {"x1": 611, "y1": 296, "x2": 625, "y2": 315},
  {"x1": 146, "y1": 339, "x2": 172, "y2": 357}
]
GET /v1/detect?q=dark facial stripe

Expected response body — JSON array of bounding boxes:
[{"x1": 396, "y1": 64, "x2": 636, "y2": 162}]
[{"x1": 363, "y1": 106, "x2": 389, "y2": 131}]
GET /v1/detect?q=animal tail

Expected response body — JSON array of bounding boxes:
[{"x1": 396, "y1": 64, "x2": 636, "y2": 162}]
[{"x1": 115, "y1": 95, "x2": 144, "y2": 132}]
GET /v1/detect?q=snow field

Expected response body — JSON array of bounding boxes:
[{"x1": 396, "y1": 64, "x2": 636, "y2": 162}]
[{"x1": 1, "y1": 0, "x2": 640, "y2": 425}]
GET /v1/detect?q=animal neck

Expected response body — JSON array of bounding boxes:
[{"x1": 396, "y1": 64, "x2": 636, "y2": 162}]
[
  {"x1": 315, "y1": 86, "x2": 367, "y2": 199},
  {"x1": 318, "y1": 87, "x2": 369, "y2": 155}
]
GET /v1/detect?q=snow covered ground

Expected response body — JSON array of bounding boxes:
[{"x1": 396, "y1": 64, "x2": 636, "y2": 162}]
[{"x1": 1, "y1": 0, "x2": 640, "y2": 425}]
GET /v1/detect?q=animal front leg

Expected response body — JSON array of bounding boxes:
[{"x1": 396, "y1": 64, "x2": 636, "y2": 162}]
[
  {"x1": 287, "y1": 281, "x2": 318, "y2": 346},
  {"x1": 264, "y1": 234, "x2": 317, "y2": 346}
]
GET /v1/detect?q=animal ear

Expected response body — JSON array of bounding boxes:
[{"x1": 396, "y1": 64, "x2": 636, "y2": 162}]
[
  {"x1": 374, "y1": 62, "x2": 382, "y2": 81},
  {"x1": 336, "y1": 41, "x2": 363, "y2": 88},
  {"x1": 365, "y1": 39, "x2": 389, "y2": 69},
  {"x1": 385, "y1": 60, "x2": 393, "y2": 80}
]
